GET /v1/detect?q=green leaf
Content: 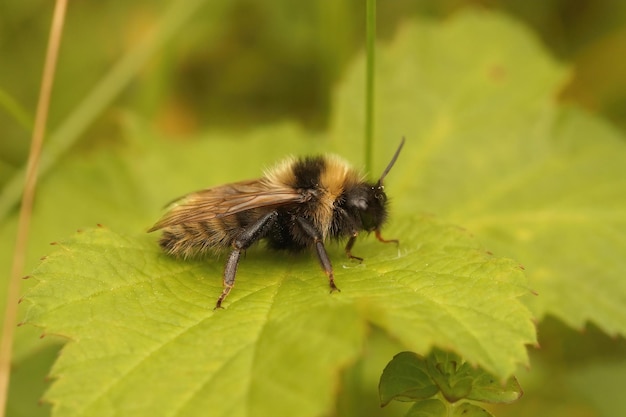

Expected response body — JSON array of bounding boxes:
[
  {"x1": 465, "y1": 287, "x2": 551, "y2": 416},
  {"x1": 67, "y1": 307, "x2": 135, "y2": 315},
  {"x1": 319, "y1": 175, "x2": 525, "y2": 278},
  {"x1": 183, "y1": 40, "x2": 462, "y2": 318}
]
[
  {"x1": 468, "y1": 370, "x2": 523, "y2": 404},
  {"x1": 404, "y1": 399, "x2": 495, "y2": 417},
  {"x1": 406, "y1": 399, "x2": 447, "y2": 417},
  {"x1": 426, "y1": 350, "x2": 473, "y2": 402},
  {"x1": 379, "y1": 351, "x2": 522, "y2": 410},
  {"x1": 23, "y1": 226, "x2": 362, "y2": 417},
  {"x1": 23, "y1": 207, "x2": 532, "y2": 416},
  {"x1": 332, "y1": 11, "x2": 626, "y2": 336},
  {"x1": 427, "y1": 350, "x2": 522, "y2": 404},
  {"x1": 450, "y1": 402, "x2": 493, "y2": 417},
  {"x1": 379, "y1": 352, "x2": 438, "y2": 406}
]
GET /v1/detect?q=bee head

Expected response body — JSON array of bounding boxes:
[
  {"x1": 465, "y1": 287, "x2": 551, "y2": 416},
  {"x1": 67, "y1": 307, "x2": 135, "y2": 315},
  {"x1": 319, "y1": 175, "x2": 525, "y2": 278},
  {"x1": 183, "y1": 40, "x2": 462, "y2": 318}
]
[
  {"x1": 350, "y1": 184, "x2": 388, "y2": 231},
  {"x1": 346, "y1": 138, "x2": 405, "y2": 231}
]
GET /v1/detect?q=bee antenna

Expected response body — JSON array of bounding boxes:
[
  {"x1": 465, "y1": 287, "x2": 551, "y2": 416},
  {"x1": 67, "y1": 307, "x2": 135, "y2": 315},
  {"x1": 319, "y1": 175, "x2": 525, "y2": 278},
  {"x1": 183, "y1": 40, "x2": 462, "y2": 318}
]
[{"x1": 377, "y1": 137, "x2": 405, "y2": 186}]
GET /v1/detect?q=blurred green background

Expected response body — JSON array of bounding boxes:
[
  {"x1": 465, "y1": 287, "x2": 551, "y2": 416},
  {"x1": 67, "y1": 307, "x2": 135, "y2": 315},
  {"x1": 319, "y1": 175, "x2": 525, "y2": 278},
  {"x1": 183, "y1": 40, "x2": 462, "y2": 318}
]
[
  {"x1": 2, "y1": 1, "x2": 626, "y2": 416},
  {"x1": 2, "y1": 0, "x2": 626, "y2": 175}
]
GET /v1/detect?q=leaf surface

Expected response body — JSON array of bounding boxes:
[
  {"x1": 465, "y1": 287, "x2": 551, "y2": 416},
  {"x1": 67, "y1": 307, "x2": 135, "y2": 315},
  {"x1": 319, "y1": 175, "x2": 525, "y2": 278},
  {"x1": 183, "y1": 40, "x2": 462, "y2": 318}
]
[{"x1": 25, "y1": 212, "x2": 532, "y2": 416}]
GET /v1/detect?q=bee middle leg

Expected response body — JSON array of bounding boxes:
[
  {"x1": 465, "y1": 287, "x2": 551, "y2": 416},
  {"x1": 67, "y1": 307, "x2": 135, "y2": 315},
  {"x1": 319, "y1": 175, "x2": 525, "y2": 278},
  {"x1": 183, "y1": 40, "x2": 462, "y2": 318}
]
[
  {"x1": 215, "y1": 211, "x2": 278, "y2": 309},
  {"x1": 295, "y1": 217, "x2": 340, "y2": 293}
]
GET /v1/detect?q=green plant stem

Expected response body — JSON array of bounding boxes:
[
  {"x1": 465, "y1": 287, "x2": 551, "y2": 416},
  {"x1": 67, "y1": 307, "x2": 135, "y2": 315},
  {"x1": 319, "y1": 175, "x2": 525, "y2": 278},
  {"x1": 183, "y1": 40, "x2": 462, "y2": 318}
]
[
  {"x1": 0, "y1": 89, "x2": 33, "y2": 131},
  {"x1": 365, "y1": 0, "x2": 376, "y2": 175}
]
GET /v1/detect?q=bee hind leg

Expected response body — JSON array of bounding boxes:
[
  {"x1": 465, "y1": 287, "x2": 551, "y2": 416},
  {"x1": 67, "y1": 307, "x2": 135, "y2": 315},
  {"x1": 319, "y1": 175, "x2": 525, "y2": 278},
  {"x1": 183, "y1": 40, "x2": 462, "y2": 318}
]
[
  {"x1": 215, "y1": 211, "x2": 278, "y2": 309},
  {"x1": 216, "y1": 249, "x2": 240, "y2": 309}
]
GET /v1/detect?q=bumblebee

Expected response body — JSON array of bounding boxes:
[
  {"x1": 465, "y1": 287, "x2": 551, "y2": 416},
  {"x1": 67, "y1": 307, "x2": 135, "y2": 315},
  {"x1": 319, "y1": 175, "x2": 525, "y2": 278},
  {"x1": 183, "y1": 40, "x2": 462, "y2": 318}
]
[{"x1": 149, "y1": 139, "x2": 404, "y2": 308}]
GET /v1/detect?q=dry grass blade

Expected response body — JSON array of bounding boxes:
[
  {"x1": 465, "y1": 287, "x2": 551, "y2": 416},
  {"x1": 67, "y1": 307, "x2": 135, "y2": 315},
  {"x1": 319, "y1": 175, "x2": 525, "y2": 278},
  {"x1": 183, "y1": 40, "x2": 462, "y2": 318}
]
[{"x1": 0, "y1": 1, "x2": 68, "y2": 415}]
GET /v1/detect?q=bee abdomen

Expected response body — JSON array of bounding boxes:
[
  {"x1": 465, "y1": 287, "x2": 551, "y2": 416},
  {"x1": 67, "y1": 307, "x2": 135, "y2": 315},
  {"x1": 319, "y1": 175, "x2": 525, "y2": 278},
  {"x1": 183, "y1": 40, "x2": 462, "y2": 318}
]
[{"x1": 159, "y1": 220, "x2": 233, "y2": 259}]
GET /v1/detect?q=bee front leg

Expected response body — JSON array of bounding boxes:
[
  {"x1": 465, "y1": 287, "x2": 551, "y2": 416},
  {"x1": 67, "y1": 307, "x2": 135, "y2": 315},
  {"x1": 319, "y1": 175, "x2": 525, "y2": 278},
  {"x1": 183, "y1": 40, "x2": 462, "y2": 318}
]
[
  {"x1": 295, "y1": 217, "x2": 340, "y2": 293},
  {"x1": 344, "y1": 233, "x2": 363, "y2": 262},
  {"x1": 375, "y1": 229, "x2": 399, "y2": 246},
  {"x1": 336, "y1": 208, "x2": 362, "y2": 261},
  {"x1": 215, "y1": 211, "x2": 278, "y2": 309}
]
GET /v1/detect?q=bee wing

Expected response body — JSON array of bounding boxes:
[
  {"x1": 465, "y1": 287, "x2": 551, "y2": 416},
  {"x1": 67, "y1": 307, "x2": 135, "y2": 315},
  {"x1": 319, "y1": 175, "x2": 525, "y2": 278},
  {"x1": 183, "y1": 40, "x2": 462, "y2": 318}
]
[{"x1": 148, "y1": 179, "x2": 304, "y2": 231}]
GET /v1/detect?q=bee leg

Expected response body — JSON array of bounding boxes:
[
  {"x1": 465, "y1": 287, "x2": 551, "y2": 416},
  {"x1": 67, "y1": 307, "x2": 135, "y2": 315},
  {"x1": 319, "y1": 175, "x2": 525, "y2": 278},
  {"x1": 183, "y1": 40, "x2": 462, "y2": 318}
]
[
  {"x1": 345, "y1": 234, "x2": 363, "y2": 262},
  {"x1": 216, "y1": 249, "x2": 241, "y2": 309},
  {"x1": 215, "y1": 211, "x2": 278, "y2": 309},
  {"x1": 295, "y1": 217, "x2": 340, "y2": 293},
  {"x1": 375, "y1": 229, "x2": 399, "y2": 246}
]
